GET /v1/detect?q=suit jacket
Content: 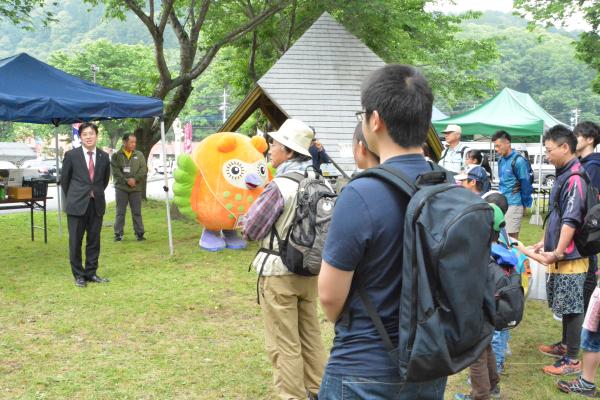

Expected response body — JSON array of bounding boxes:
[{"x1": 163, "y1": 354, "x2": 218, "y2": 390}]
[{"x1": 61, "y1": 147, "x2": 111, "y2": 216}]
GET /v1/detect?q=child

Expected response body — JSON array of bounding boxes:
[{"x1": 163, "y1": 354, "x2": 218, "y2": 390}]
[{"x1": 455, "y1": 204, "x2": 514, "y2": 400}]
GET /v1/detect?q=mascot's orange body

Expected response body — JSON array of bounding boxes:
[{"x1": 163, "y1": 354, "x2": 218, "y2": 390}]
[
  {"x1": 190, "y1": 133, "x2": 268, "y2": 230},
  {"x1": 173, "y1": 132, "x2": 269, "y2": 250}
]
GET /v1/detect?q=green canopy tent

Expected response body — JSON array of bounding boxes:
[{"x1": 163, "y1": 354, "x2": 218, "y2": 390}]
[
  {"x1": 433, "y1": 88, "x2": 568, "y2": 225},
  {"x1": 432, "y1": 88, "x2": 565, "y2": 137}
]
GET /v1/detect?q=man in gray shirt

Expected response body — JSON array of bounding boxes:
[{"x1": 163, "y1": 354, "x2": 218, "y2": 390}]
[{"x1": 439, "y1": 124, "x2": 468, "y2": 173}]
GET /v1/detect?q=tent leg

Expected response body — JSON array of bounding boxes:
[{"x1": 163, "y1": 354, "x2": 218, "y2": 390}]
[
  {"x1": 530, "y1": 134, "x2": 544, "y2": 226},
  {"x1": 55, "y1": 127, "x2": 63, "y2": 237},
  {"x1": 160, "y1": 119, "x2": 174, "y2": 256}
]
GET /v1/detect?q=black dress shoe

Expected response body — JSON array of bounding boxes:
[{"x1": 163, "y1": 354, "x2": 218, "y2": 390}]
[
  {"x1": 75, "y1": 277, "x2": 87, "y2": 287},
  {"x1": 87, "y1": 275, "x2": 110, "y2": 283}
]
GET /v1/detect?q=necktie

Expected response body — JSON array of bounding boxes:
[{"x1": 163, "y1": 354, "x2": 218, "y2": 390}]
[{"x1": 88, "y1": 151, "x2": 95, "y2": 182}]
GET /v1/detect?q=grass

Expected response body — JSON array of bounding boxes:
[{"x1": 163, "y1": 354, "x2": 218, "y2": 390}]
[{"x1": 0, "y1": 202, "x2": 594, "y2": 399}]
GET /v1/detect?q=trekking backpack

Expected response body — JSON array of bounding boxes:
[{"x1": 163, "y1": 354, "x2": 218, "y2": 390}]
[
  {"x1": 353, "y1": 163, "x2": 495, "y2": 383},
  {"x1": 276, "y1": 170, "x2": 337, "y2": 276},
  {"x1": 490, "y1": 244, "x2": 525, "y2": 330},
  {"x1": 550, "y1": 171, "x2": 600, "y2": 257},
  {"x1": 511, "y1": 154, "x2": 534, "y2": 185}
]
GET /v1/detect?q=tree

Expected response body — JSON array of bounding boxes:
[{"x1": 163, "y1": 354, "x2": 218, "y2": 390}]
[
  {"x1": 48, "y1": 39, "x2": 159, "y2": 148},
  {"x1": 513, "y1": 0, "x2": 600, "y2": 94},
  {"x1": 84, "y1": 0, "x2": 291, "y2": 180},
  {"x1": 216, "y1": 1, "x2": 499, "y2": 107},
  {"x1": 0, "y1": 0, "x2": 56, "y2": 29}
]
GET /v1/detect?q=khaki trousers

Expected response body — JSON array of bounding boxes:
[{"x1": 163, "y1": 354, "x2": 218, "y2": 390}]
[{"x1": 260, "y1": 275, "x2": 327, "y2": 400}]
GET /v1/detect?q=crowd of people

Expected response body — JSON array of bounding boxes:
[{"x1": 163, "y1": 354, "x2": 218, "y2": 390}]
[{"x1": 60, "y1": 63, "x2": 600, "y2": 399}]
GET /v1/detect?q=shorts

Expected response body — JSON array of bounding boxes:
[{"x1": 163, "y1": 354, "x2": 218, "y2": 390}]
[
  {"x1": 505, "y1": 205, "x2": 524, "y2": 234},
  {"x1": 581, "y1": 328, "x2": 600, "y2": 352}
]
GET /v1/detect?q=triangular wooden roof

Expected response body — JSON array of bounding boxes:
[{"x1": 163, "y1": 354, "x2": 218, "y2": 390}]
[{"x1": 221, "y1": 12, "x2": 442, "y2": 173}]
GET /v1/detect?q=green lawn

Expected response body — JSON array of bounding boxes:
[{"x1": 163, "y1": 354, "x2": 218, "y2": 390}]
[{"x1": 0, "y1": 202, "x2": 593, "y2": 399}]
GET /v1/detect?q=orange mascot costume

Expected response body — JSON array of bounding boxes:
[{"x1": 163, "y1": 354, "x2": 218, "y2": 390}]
[{"x1": 173, "y1": 132, "x2": 269, "y2": 251}]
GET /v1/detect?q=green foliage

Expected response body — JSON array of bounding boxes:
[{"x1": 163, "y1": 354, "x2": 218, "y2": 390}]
[
  {"x1": 222, "y1": 0, "x2": 499, "y2": 106},
  {"x1": 0, "y1": 0, "x2": 56, "y2": 30},
  {"x1": 514, "y1": 0, "x2": 600, "y2": 96},
  {"x1": 456, "y1": 16, "x2": 600, "y2": 122},
  {"x1": 47, "y1": 39, "x2": 159, "y2": 147}
]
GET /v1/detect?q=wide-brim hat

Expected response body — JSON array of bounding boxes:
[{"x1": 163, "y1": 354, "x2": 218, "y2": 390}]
[{"x1": 268, "y1": 119, "x2": 314, "y2": 158}]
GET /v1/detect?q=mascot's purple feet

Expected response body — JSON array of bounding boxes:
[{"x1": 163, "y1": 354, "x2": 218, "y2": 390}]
[
  {"x1": 222, "y1": 230, "x2": 247, "y2": 250},
  {"x1": 199, "y1": 229, "x2": 226, "y2": 252}
]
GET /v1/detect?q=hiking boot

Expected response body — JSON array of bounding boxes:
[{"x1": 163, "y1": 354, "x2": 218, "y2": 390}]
[
  {"x1": 538, "y1": 341, "x2": 567, "y2": 358},
  {"x1": 543, "y1": 356, "x2": 581, "y2": 376},
  {"x1": 557, "y1": 377, "x2": 597, "y2": 397}
]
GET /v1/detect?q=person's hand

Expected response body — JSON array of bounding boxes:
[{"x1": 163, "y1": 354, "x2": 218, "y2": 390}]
[
  {"x1": 314, "y1": 140, "x2": 323, "y2": 151},
  {"x1": 532, "y1": 241, "x2": 544, "y2": 253},
  {"x1": 539, "y1": 251, "x2": 564, "y2": 265},
  {"x1": 127, "y1": 178, "x2": 136, "y2": 187}
]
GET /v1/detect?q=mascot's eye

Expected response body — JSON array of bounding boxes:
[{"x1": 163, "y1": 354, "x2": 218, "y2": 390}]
[
  {"x1": 259, "y1": 165, "x2": 266, "y2": 175},
  {"x1": 225, "y1": 160, "x2": 245, "y2": 180}
]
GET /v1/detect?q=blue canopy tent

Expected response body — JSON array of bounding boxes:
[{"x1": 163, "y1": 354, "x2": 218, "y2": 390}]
[{"x1": 0, "y1": 53, "x2": 173, "y2": 253}]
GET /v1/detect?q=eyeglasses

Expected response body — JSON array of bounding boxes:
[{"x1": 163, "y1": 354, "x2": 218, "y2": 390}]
[
  {"x1": 545, "y1": 146, "x2": 561, "y2": 154},
  {"x1": 355, "y1": 111, "x2": 367, "y2": 122}
]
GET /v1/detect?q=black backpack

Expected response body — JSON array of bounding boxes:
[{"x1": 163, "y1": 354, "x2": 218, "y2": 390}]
[
  {"x1": 353, "y1": 164, "x2": 495, "y2": 383},
  {"x1": 489, "y1": 245, "x2": 525, "y2": 330},
  {"x1": 511, "y1": 154, "x2": 534, "y2": 186},
  {"x1": 550, "y1": 171, "x2": 600, "y2": 257},
  {"x1": 277, "y1": 170, "x2": 337, "y2": 275}
]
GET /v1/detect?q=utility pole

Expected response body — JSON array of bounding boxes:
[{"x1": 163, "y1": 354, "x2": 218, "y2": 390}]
[
  {"x1": 570, "y1": 108, "x2": 580, "y2": 127},
  {"x1": 219, "y1": 88, "x2": 229, "y2": 123},
  {"x1": 90, "y1": 64, "x2": 99, "y2": 83}
]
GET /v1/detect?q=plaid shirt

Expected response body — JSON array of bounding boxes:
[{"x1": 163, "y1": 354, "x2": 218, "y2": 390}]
[{"x1": 243, "y1": 182, "x2": 285, "y2": 241}]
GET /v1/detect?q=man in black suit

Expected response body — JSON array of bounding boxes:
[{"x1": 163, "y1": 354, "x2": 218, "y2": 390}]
[{"x1": 61, "y1": 122, "x2": 111, "y2": 287}]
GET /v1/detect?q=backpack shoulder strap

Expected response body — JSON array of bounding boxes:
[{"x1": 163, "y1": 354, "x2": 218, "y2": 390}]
[
  {"x1": 279, "y1": 171, "x2": 304, "y2": 184},
  {"x1": 551, "y1": 171, "x2": 589, "y2": 216},
  {"x1": 351, "y1": 164, "x2": 417, "y2": 197}
]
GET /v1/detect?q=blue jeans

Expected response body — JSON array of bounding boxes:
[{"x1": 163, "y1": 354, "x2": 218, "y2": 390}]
[
  {"x1": 318, "y1": 372, "x2": 447, "y2": 400},
  {"x1": 492, "y1": 330, "x2": 509, "y2": 368}
]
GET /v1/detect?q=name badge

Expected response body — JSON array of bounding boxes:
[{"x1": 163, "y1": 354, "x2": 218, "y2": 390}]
[{"x1": 123, "y1": 166, "x2": 131, "y2": 173}]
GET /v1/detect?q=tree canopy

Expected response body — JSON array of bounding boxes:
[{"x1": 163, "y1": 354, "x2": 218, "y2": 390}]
[{"x1": 514, "y1": 0, "x2": 600, "y2": 94}]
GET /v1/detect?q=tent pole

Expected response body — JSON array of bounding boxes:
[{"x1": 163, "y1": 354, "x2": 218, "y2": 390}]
[
  {"x1": 55, "y1": 126, "x2": 63, "y2": 237},
  {"x1": 160, "y1": 119, "x2": 174, "y2": 256}
]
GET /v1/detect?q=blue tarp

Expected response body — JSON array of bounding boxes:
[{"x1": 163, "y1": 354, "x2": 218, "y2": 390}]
[{"x1": 0, "y1": 53, "x2": 163, "y2": 125}]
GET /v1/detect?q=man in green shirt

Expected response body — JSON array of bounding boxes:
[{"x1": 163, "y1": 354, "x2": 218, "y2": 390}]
[{"x1": 111, "y1": 132, "x2": 148, "y2": 241}]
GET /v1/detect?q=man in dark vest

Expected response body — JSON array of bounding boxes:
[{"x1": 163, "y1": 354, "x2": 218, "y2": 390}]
[{"x1": 111, "y1": 131, "x2": 148, "y2": 241}]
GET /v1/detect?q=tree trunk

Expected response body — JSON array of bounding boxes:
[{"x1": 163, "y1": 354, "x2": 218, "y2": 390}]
[{"x1": 136, "y1": 81, "x2": 194, "y2": 199}]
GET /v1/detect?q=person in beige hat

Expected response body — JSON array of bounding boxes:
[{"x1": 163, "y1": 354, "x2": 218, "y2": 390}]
[
  {"x1": 439, "y1": 124, "x2": 469, "y2": 173},
  {"x1": 242, "y1": 118, "x2": 327, "y2": 400}
]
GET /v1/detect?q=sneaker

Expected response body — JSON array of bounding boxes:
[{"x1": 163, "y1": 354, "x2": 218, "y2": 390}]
[
  {"x1": 490, "y1": 385, "x2": 501, "y2": 399},
  {"x1": 114, "y1": 235, "x2": 123, "y2": 242},
  {"x1": 557, "y1": 377, "x2": 597, "y2": 397},
  {"x1": 543, "y1": 356, "x2": 581, "y2": 376},
  {"x1": 496, "y1": 363, "x2": 505, "y2": 375},
  {"x1": 538, "y1": 342, "x2": 567, "y2": 358},
  {"x1": 136, "y1": 234, "x2": 146, "y2": 241}
]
